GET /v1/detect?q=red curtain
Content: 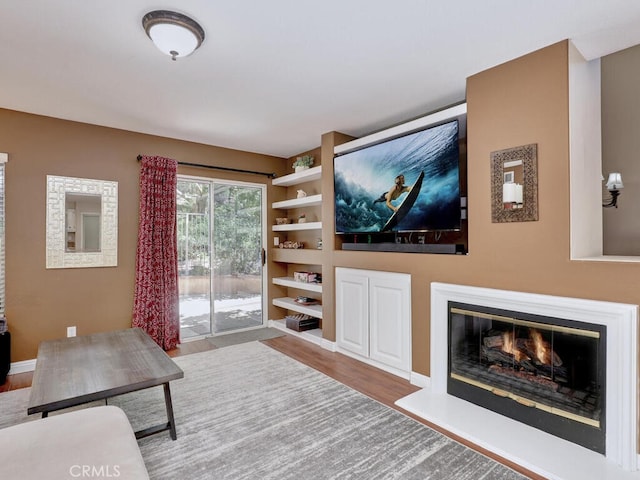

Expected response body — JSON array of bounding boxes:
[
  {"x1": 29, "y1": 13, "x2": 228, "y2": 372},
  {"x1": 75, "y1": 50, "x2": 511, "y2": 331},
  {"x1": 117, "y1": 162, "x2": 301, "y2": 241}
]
[{"x1": 132, "y1": 155, "x2": 179, "y2": 350}]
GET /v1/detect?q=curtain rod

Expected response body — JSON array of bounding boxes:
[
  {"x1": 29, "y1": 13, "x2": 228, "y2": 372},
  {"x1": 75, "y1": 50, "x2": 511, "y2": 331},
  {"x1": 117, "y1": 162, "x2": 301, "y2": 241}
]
[{"x1": 136, "y1": 155, "x2": 276, "y2": 178}]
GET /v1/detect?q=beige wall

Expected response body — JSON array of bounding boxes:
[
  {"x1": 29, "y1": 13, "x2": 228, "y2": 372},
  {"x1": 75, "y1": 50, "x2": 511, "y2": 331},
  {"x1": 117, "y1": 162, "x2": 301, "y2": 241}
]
[
  {"x1": 0, "y1": 109, "x2": 286, "y2": 361},
  {"x1": 601, "y1": 44, "x2": 640, "y2": 255}
]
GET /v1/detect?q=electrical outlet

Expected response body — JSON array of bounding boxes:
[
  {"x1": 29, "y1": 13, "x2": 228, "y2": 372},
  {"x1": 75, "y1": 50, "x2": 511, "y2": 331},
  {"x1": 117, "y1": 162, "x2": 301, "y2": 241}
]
[{"x1": 67, "y1": 326, "x2": 76, "y2": 337}]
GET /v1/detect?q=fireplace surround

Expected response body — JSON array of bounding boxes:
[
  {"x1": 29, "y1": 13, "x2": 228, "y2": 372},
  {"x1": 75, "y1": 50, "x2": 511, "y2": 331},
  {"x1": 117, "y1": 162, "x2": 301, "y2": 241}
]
[{"x1": 396, "y1": 283, "x2": 638, "y2": 479}]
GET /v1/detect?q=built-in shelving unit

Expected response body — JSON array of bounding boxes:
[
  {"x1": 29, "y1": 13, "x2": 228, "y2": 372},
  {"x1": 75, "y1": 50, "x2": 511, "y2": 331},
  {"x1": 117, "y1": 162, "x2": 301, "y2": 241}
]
[{"x1": 270, "y1": 164, "x2": 323, "y2": 340}]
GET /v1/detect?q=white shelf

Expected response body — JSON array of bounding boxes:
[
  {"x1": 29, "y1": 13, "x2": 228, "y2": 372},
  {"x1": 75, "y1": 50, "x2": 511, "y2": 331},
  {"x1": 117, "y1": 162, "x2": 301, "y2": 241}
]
[
  {"x1": 272, "y1": 166, "x2": 322, "y2": 186},
  {"x1": 272, "y1": 194, "x2": 322, "y2": 210},
  {"x1": 273, "y1": 297, "x2": 322, "y2": 318},
  {"x1": 273, "y1": 276, "x2": 322, "y2": 293},
  {"x1": 271, "y1": 248, "x2": 323, "y2": 264},
  {"x1": 272, "y1": 221, "x2": 322, "y2": 232},
  {"x1": 269, "y1": 319, "x2": 324, "y2": 346}
]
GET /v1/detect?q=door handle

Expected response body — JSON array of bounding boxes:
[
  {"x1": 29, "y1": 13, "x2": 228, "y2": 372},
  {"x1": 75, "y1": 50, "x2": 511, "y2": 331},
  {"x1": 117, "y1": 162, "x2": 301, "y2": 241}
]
[{"x1": 261, "y1": 248, "x2": 266, "y2": 266}]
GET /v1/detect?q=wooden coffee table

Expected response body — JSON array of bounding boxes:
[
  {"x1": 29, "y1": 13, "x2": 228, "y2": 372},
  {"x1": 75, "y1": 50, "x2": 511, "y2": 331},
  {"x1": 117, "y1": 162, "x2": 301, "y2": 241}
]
[{"x1": 27, "y1": 328, "x2": 184, "y2": 440}]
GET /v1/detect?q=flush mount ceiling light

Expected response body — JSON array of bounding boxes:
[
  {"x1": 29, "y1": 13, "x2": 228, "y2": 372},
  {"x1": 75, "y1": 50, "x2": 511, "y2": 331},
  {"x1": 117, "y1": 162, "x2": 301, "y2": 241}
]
[{"x1": 142, "y1": 10, "x2": 205, "y2": 61}]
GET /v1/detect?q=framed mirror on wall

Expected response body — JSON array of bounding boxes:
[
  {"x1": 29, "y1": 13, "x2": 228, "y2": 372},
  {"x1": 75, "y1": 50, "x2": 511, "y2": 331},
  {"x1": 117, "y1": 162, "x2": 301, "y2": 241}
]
[
  {"x1": 490, "y1": 144, "x2": 538, "y2": 223},
  {"x1": 46, "y1": 175, "x2": 118, "y2": 268}
]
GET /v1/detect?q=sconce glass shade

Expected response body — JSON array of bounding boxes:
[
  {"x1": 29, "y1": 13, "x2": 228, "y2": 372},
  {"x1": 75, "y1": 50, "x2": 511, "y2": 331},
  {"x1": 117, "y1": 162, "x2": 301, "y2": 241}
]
[
  {"x1": 606, "y1": 172, "x2": 624, "y2": 190},
  {"x1": 142, "y1": 10, "x2": 205, "y2": 61}
]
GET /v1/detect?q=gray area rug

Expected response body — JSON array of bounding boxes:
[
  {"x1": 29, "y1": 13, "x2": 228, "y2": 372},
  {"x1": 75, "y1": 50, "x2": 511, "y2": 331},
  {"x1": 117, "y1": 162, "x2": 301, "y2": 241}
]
[
  {"x1": 0, "y1": 342, "x2": 528, "y2": 479},
  {"x1": 207, "y1": 327, "x2": 284, "y2": 348}
]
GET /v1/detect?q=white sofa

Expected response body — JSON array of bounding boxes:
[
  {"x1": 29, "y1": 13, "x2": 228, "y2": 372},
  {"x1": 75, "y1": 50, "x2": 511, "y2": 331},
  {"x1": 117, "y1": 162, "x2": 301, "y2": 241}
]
[{"x1": 0, "y1": 405, "x2": 149, "y2": 479}]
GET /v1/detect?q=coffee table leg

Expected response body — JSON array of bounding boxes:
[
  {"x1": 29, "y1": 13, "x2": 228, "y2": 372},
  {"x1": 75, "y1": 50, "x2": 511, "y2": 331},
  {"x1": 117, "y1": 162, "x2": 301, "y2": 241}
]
[{"x1": 163, "y1": 383, "x2": 177, "y2": 440}]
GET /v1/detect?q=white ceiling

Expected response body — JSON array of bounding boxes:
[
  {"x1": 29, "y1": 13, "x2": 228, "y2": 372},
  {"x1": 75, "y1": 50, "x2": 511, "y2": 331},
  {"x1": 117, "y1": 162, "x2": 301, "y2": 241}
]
[{"x1": 2, "y1": 1, "x2": 640, "y2": 158}]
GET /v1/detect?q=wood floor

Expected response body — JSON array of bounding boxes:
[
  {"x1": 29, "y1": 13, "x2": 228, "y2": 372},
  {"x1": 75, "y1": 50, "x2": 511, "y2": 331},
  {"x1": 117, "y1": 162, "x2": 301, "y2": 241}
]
[{"x1": 0, "y1": 332, "x2": 543, "y2": 479}]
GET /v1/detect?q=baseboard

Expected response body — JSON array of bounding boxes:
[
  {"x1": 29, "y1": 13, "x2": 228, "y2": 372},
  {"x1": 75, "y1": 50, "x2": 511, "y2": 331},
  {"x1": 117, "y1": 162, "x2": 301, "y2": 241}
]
[
  {"x1": 336, "y1": 347, "x2": 411, "y2": 380},
  {"x1": 410, "y1": 371, "x2": 430, "y2": 388},
  {"x1": 10, "y1": 358, "x2": 36, "y2": 374},
  {"x1": 321, "y1": 338, "x2": 336, "y2": 352}
]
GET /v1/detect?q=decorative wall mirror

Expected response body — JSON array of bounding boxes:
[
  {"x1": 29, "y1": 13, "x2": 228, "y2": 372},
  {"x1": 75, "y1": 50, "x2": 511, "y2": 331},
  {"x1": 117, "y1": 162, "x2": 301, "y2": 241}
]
[
  {"x1": 491, "y1": 144, "x2": 538, "y2": 223},
  {"x1": 46, "y1": 175, "x2": 118, "y2": 268}
]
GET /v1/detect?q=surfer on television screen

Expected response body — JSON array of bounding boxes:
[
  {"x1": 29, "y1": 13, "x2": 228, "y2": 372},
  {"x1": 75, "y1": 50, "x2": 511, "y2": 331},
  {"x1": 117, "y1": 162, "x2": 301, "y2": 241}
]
[{"x1": 373, "y1": 174, "x2": 412, "y2": 212}]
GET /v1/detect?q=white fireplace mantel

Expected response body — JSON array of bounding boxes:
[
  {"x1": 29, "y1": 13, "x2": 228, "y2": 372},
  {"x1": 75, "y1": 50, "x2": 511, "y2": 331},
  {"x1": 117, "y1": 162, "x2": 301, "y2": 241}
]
[{"x1": 396, "y1": 283, "x2": 638, "y2": 480}]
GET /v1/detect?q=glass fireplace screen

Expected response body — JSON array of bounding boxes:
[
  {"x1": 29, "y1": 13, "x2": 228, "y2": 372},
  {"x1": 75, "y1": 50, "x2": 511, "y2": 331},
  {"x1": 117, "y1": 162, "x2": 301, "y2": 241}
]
[{"x1": 448, "y1": 301, "x2": 606, "y2": 453}]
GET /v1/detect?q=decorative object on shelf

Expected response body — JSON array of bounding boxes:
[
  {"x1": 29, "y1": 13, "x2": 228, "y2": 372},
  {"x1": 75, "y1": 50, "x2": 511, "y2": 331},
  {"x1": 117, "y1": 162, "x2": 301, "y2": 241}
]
[
  {"x1": 317, "y1": 238, "x2": 323, "y2": 250},
  {"x1": 292, "y1": 155, "x2": 314, "y2": 173},
  {"x1": 602, "y1": 172, "x2": 623, "y2": 208},
  {"x1": 490, "y1": 144, "x2": 538, "y2": 223},
  {"x1": 296, "y1": 189, "x2": 307, "y2": 198},
  {"x1": 294, "y1": 296, "x2": 320, "y2": 306},
  {"x1": 294, "y1": 271, "x2": 322, "y2": 284},
  {"x1": 275, "y1": 217, "x2": 290, "y2": 225},
  {"x1": 280, "y1": 241, "x2": 304, "y2": 249},
  {"x1": 142, "y1": 10, "x2": 205, "y2": 61},
  {"x1": 298, "y1": 213, "x2": 306, "y2": 223},
  {"x1": 285, "y1": 314, "x2": 320, "y2": 332}
]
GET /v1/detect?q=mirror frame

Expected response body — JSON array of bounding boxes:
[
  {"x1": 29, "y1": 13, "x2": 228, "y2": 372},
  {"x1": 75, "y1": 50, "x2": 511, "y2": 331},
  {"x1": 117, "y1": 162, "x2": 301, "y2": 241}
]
[
  {"x1": 46, "y1": 175, "x2": 118, "y2": 268},
  {"x1": 491, "y1": 143, "x2": 538, "y2": 223}
]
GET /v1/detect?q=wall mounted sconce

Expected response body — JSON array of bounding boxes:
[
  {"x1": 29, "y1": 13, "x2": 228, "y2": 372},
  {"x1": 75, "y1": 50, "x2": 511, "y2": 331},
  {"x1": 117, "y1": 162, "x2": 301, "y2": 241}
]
[
  {"x1": 603, "y1": 172, "x2": 623, "y2": 208},
  {"x1": 142, "y1": 10, "x2": 205, "y2": 61}
]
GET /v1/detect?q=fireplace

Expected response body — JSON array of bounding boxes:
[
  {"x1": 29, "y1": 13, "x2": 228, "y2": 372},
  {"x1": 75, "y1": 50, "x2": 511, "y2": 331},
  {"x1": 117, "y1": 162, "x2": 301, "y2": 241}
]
[
  {"x1": 448, "y1": 301, "x2": 606, "y2": 453},
  {"x1": 396, "y1": 283, "x2": 638, "y2": 477}
]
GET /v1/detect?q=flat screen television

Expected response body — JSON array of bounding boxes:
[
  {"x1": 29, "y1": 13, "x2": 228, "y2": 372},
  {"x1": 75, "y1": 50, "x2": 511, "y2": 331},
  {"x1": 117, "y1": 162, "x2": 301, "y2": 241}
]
[{"x1": 334, "y1": 119, "x2": 461, "y2": 234}]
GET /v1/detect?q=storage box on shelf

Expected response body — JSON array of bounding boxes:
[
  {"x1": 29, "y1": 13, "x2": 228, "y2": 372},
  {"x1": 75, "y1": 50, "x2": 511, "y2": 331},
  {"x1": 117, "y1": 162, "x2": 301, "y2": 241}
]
[{"x1": 270, "y1": 164, "x2": 323, "y2": 343}]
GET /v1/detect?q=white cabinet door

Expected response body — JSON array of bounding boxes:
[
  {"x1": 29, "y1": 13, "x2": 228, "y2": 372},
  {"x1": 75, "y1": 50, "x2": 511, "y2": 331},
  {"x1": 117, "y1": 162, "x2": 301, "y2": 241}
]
[
  {"x1": 336, "y1": 269, "x2": 369, "y2": 357},
  {"x1": 336, "y1": 267, "x2": 412, "y2": 374},
  {"x1": 369, "y1": 272, "x2": 411, "y2": 372}
]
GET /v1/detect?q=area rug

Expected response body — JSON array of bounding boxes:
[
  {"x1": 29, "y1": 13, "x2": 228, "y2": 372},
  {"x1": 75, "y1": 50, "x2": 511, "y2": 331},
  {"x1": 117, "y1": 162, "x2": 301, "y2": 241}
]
[{"x1": 0, "y1": 342, "x2": 528, "y2": 480}]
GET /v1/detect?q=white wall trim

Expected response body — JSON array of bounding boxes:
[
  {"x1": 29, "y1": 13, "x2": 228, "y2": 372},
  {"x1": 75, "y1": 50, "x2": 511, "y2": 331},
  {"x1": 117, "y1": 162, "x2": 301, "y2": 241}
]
[
  {"x1": 321, "y1": 338, "x2": 336, "y2": 352},
  {"x1": 409, "y1": 371, "x2": 430, "y2": 388},
  {"x1": 336, "y1": 346, "x2": 411, "y2": 380},
  {"x1": 10, "y1": 358, "x2": 36, "y2": 374},
  {"x1": 334, "y1": 103, "x2": 466, "y2": 156},
  {"x1": 569, "y1": 41, "x2": 603, "y2": 260}
]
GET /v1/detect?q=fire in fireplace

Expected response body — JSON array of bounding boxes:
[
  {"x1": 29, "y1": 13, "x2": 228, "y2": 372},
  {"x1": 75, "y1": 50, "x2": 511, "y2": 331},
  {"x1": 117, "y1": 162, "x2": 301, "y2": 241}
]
[{"x1": 448, "y1": 301, "x2": 606, "y2": 454}]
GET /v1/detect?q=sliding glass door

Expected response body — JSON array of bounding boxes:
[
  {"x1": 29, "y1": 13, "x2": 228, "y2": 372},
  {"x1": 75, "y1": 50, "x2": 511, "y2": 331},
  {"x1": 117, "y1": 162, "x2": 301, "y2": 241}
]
[{"x1": 177, "y1": 176, "x2": 266, "y2": 339}]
